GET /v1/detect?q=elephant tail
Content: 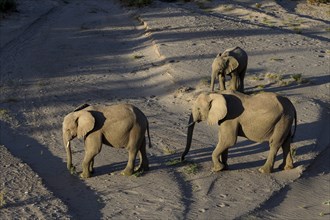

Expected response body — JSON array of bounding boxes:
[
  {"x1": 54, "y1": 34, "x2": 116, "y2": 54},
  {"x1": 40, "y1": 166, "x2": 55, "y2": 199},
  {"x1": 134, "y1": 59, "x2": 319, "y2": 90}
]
[
  {"x1": 291, "y1": 107, "x2": 297, "y2": 140},
  {"x1": 146, "y1": 120, "x2": 152, "y2": 148}
]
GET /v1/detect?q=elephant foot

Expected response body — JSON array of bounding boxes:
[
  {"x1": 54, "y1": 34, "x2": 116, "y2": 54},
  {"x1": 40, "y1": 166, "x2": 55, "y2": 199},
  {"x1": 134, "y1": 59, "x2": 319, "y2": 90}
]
[
  {"x1": 136, "y1": 164, "x2": 149, "y2": 173},
  {"x1": 212, "y1": 163, "x2": 226, "y2": 172},
  {"x1": 279, "y1": 163, "x2": 294, "y2": 171},
  {"x1": 258, "y1": 165, "x2": 272, "y2": 174},
  {"x1": 121, "y1": 168, "x2": 134, "y2": 176},
  {"x1": 80, "y1": 172, "x2": 90, "y2": 179}
]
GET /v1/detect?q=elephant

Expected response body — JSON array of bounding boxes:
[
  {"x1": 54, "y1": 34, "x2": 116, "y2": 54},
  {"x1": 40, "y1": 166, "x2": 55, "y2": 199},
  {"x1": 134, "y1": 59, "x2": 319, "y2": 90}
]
[
  {"x1": 210, "y1": 46, "x2": 248, "y2": 93},
  {"x1": 181, "y1": 90, "x2": 297, "y2": 174},
  {"x1": 62, "y1": 103, "x2": 151, "y2": 178}
]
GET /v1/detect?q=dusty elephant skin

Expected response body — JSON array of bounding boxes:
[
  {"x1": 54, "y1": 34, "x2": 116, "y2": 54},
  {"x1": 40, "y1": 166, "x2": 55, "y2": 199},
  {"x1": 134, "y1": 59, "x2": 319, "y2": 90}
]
[
  {"x1": 210, "y1": 46, "x2": 248, "y2": 93},
  {"x1": 181, "y1": 91, "x2": 297, "y2": 174},
  {"x1": 62, "y1": 103, "x2": 151, "y2": 178}
]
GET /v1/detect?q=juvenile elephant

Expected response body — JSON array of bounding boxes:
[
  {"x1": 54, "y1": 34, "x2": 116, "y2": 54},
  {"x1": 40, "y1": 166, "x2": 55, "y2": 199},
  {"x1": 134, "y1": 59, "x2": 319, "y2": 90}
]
[
  {"x1": 181, "y1": 91, "x2": 297, "y2": 173},
  {"x1": 210, "y1": 47, "x2": 248, "y2": 93},
  {"x1": 62, "y1": 103, "x2": 151, "y2": 178}
]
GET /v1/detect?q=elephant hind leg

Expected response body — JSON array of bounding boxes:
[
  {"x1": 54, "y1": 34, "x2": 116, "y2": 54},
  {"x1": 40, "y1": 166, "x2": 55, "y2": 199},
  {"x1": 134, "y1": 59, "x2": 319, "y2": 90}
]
[
  {"x1": 259, "y1": 139, "x2": 282, "y2": 174},
  {"x1": 121, "y1": 131, "x2": 140, "y2": 176},
  {"x1": 136, "y1": 137, "x2": 149, "y2": 172},
  {"x1": 279, "y1": 134, "x2": 294, "y2": 170}
]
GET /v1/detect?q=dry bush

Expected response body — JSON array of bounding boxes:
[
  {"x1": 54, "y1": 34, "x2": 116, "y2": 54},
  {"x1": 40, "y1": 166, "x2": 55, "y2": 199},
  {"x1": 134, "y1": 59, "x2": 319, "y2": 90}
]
[
  {"x1": 119, "y1": 0, "x2": 152, "y2": 7},
  {"x1": 307, "y1": 0, "x2": 330, "y2": 4}
]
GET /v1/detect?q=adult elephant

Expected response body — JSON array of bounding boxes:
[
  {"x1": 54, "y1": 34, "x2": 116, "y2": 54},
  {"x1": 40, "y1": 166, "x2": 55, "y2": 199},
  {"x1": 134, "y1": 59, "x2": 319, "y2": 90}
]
[
  {"x1": 210, "y1": 47, "x2": 248, "y2": 93},
  {"x1": 181, "y1": 91, "x2": 297, "y2": 173},
  {"x1": 62, "y1": 103, "x2": 151, "y2": 178}
]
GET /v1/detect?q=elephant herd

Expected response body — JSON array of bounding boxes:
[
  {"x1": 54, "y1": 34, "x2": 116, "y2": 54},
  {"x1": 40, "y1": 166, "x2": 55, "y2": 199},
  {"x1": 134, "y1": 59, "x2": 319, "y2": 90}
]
[{"x1": 62, "y1": 47, "x2": 297, "y2": 178}]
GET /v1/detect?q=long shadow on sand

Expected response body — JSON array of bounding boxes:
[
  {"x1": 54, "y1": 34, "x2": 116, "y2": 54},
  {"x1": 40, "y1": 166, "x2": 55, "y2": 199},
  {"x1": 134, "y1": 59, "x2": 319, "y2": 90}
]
[{"x1": 0, "y1": 120, "x2": 104, "y2": 219}]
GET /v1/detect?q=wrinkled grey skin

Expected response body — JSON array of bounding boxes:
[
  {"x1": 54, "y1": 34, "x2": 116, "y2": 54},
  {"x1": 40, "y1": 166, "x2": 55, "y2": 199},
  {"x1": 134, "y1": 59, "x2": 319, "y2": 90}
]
[
  {"x1": 181, "y1": 91, "x2": 297, "y2": 174},
  {"x1": 63, "y1": 103, "x2": 151, "y2": 178},
  {"x1": 210, "y1": 47, "x2": 248, "y2": 93}
]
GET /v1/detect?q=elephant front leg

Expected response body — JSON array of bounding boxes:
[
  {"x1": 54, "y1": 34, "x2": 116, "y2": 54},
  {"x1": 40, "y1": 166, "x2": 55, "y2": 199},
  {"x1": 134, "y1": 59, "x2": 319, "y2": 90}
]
[
  {"x1": 81, "y1": 135, "x2": 101, "y2": 178},
  {"x1": 81, "y1": 152, "x2": 96, "y2": 178},
  {"x1": 219, "y1": 74, "x2": 226, "y2": 91},
  {"x1": 212, "y1": 144, "x2": 230, "y2": 172},
  {"x1": 229, "y1": 72, "x2": 238, "y2": 91},
  {"x1": 212, "y1": 125, "x2": 237, "y2": 172}
]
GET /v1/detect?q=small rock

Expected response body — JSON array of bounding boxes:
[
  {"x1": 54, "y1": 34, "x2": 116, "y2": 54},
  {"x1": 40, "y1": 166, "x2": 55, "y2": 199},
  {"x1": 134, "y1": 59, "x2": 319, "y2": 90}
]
[{"x1": 217, "y1": 203, "x2": 228, "y2": 208}]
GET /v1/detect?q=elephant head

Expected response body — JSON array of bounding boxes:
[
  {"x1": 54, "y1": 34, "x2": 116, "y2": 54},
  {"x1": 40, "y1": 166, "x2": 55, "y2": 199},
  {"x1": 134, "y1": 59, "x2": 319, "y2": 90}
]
[
  {"x1": 211, "y1": 55, "x2": 239, "y2": 91},
  {"x1": 181, "y1": 93, "x2": 227, "y2": 161},
  {"x1": 62, "y1": 110, "x2": 95, "y2": 171}
]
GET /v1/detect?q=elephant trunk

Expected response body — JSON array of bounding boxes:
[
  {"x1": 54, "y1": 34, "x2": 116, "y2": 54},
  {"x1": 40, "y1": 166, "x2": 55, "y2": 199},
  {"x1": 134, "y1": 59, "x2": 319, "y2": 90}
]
[
  {"x1": 64, "y1": 139, "x2": 73, "y2": 171},
  {"x1": 181, "y1": 113, "x2": 195, "y2": 161}
]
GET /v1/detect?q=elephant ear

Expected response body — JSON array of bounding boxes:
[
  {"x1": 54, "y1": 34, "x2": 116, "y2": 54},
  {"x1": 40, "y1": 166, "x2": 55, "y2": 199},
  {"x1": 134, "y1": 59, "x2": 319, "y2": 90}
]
[
  {"x1": 207, "y1": 93, "x2": 227, "y2": 125},
  {"x1": 76, "y1": 111, "x2": 95, "y2": 139},
  {"x1": 224, "y1": 56, "x2": 239, "y2": 75}
]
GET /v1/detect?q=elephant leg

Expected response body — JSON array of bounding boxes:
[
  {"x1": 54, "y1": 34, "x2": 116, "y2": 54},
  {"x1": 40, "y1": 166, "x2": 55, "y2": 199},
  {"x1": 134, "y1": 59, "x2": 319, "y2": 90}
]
[
  {"x1": 122, "y1": 147, "x2": 138, "y2": 176},
  {"x1": 212, "y1": 144, "x2": 230, "y2": 172},
  {"x1": 239, "y1": 67, "x2": 246, "y2": 93},
  {"x1": 229, "y1": 72, "x2": 239, "y2": 91},
  {"x1": 136, "y1": 137, "x2": 149, "y2": 172},
  {"x1": 89, "y1": 158, "x2": 94, "y2": 174},
  {"x1": 81, "y1": 134, "x2": 102, "y2": 178},
  {"x1": 121, "y1": 133, "x2": 140, "y2": 176},
  {"x1": 258, "y1": 140, "x2": 281, "y2": 174},
  {"x1": 279, "y1": 135, "x2": 294, "y2": 170},
  {"x1": 81, "y1": 152, "x2": 97, "y2": 178},
  {"x1": 219, "y1": 75, "x2": 226, "y2": 91},
  {"x1": 220, "y1": 148, "x2": 229, "y2": 170},
  {"x1": 212, "y1": 125, "x2": 237, "y2": 172}
]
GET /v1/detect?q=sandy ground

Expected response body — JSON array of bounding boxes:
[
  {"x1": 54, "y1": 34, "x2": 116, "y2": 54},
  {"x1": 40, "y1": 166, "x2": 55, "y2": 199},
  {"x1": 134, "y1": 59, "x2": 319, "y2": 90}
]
[{"x1": 0, "y1": 0, "x2": 329, "y2": 219}]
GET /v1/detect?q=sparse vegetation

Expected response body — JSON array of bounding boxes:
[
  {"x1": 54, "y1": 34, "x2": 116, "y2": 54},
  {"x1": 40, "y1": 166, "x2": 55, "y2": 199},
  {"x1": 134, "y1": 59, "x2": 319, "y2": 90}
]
[
  {"x1": 182, "y1": 162, "x2": 199, "y2": 175},
  {"x1": 255, "y1": 3, "x2": 262, "y2": 9},
  {"x1": 165, "y1": 158, "x2": 181, "y2": 166},
  {"x1": 307, "y1": 0, "x2": 330, "y2": 4},
  {"x1": 256, "y1": 84, "x2": 266, "y2": 89},
  {"x1": 70, "y1": 166, "x2": 77, "y2": 175},
  {"x1": 291, "y1": 73, "x2": 309, "y2": 84},
  {"x1": 322, "y1": 200, "x2": 330, "y2": 205},
  {"x1": 133, "y1": 170, "x2": 144, "y2": 177},
  {"x1": 120, "y1": 0, "x2": 152, "y2": 7},
  {"x1": 133, "y1": 54, "x2": 144, "y2": 59},
  {"x1": 0, "y1": 108, "x2": 10, "y2": 120},
  {"x1": 265, "y1": 72, "x2": 283, "y2": 81},
  {"x1": 0, "y1": 190, "x2": 6, "y2": 207},
  {"x1": 270, "y1": 57, "x2": 284, "y2": 62},
  {"x1": 163, "y1": 146, "x2": 176, "y2": 155},
  {"x1": 293, "y1": 27, "x2": 302, "y2": 34}
]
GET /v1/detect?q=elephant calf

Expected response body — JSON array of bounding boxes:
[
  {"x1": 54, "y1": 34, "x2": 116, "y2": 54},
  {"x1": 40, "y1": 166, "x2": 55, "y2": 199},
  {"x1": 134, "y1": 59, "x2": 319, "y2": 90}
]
[
  {"x1": 181, "y1": 91, "x2": 297, "y2": 174},
  {"x1": 211, "y1": 46, "x2": 248, "y2": 93},
  {"x1": 62, "y1": 103, "x2": 151, "y2": 178}
]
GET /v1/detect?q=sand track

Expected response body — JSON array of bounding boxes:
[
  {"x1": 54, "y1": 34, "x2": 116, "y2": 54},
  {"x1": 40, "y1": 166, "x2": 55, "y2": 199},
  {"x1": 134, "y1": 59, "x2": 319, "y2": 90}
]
[{"x1": 0, "y1": 0, "x2": 329, "y2": 219}]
